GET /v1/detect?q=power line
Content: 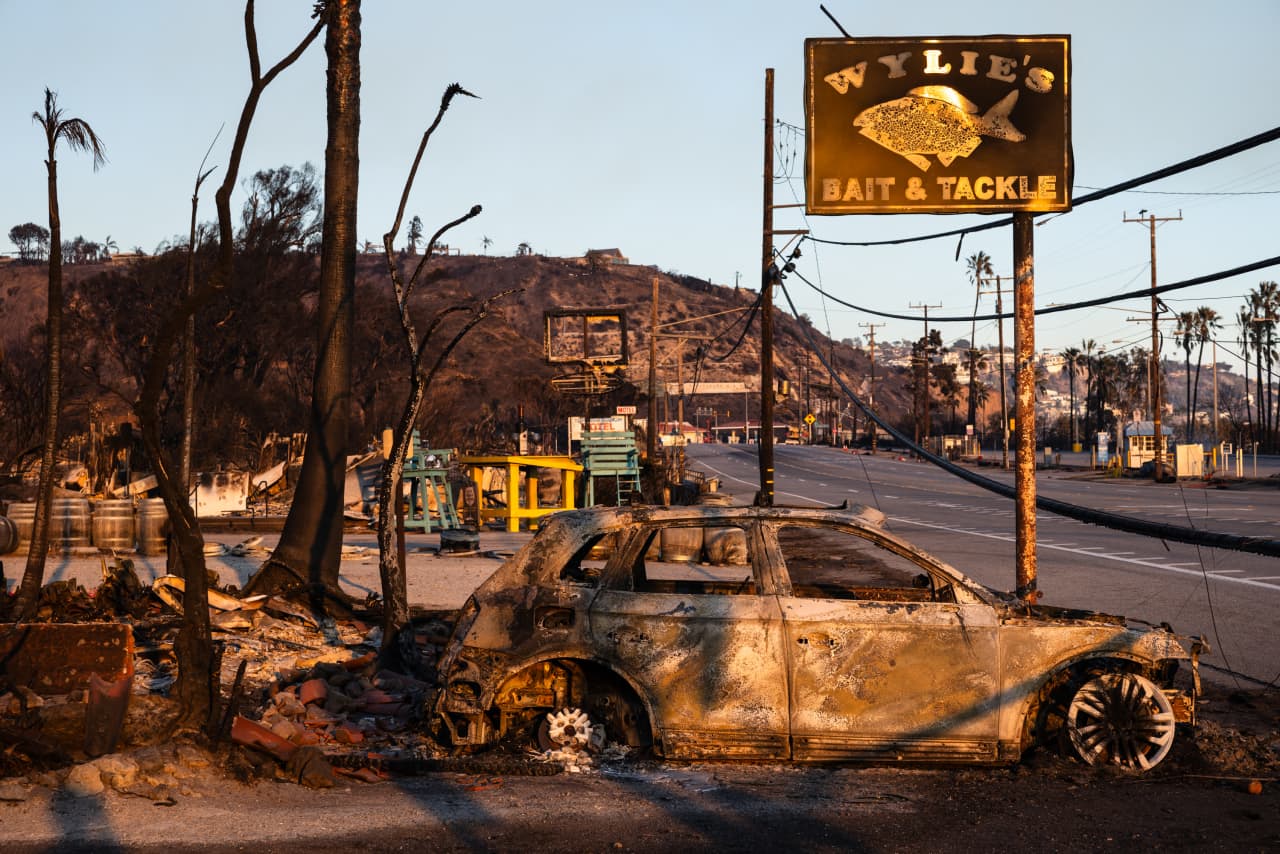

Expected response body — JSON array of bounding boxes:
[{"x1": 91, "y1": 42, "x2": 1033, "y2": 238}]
[
  {"x1": 802, "y1": 125, "x2": 1280, "y2": 249},
  {"x1": 1077, "y1": 186, "x2": 1280, "y2": 196},
  {"x1": 788, "y1": 254, "x2": 1280, "y2": 324},
  {"x1": 775, "y1": 279, "x2": 1280, "y2": 560}
]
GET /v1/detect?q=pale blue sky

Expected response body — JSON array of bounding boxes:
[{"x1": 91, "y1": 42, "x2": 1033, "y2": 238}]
[{"x1": 3, "y1": 1, "x2": 1278, "y2": 366}]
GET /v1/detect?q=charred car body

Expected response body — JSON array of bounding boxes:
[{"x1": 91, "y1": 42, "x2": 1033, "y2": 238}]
[{"x1": 436, "y1": 504, "x2": 1204, "y2": 771}]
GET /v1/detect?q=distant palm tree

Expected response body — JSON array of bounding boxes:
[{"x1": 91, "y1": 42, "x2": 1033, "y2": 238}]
[
  {"x1": 1236, "y1": 306, "x2": 1255, "y2": 443},
  {"x1": 1175, "y1": 310, "x2": 1196, "y2": 441},
  {"x1": 482, "y1": 235, "x2": 492, "y2": 254},
  {"x1": 1079, "y1": 338, "x2": 1097, "y2": 436},
  {"x1": 963, "y1": 250, "x2": 993, "y2": 429},
  {"x1": 1246, "y1": 283, "x2": 1279, "y2": 448},
  {"x1": 1059, "y1": 346, "x2": 1081, "y2": 446},
  {"x1": 1257, "y1": 281, "x2": 1280, "y2": 448},
  {"x1": 14, "y1": 89, "x2": 105, "y2": 618},
  {"x1": 1190, "y1": 306, "x2": 1221, "y2": 443},
  {"x1": 102, "y1": 233, "x2": 118, "y2": 258}
]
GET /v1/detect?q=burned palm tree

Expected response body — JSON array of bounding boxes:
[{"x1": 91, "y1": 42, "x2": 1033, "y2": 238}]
[{"x1": 13, "y1": 89, "x2": 105, "y2": 618}]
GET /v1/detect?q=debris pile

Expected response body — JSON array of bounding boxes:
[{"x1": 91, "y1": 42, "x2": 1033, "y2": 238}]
[{"x1": 1193, "y1": 720, "x2": 1280, "y2": 777}]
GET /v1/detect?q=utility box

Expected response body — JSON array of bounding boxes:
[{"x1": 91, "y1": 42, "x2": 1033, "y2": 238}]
[{"x1": 1175, "y1": 443, "x2": 1204, "y2": 478}]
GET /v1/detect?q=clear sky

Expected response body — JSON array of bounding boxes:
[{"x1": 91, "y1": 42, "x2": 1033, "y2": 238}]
[{"x1": 3, "y1": 1, "x2": 1277, "y2": 369}]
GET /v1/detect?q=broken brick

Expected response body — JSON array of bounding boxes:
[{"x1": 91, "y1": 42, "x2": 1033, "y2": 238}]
[
  {"x1": 298, "y1": 678, "x2": 329, "y2": 706},
  {"x1": 343, "y1": 652, "x2": 376, "y2": 672}
]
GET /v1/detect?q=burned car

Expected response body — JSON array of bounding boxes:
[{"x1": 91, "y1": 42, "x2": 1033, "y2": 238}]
[{"x1": 436, "y1": 504, "x2": 1204, "y2": 771}]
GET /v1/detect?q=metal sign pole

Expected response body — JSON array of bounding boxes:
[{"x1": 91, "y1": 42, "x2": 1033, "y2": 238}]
[{"x1": 1013, "y1": 212, "x2": 1038, "y2": 603}]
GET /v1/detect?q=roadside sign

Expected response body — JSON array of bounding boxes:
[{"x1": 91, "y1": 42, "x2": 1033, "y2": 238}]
[
  {"x1": 805, "y1": 36, "x2": 1071, "y2": 215},
  {"x1": 804, "y1": 413, "x2": 817, "y2": 425},
  {"x1": 616, "y1": 405, "x2": 637, "y2": 415}
]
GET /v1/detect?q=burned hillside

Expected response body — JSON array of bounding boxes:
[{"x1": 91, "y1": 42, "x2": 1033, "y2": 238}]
[{"x1": 0, "y1": 251, "x2": 890, "y2": 474}]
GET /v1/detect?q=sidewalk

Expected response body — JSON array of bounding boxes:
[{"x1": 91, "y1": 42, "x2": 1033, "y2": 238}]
[{"x1": 1, "y1": 527, "x2": 532, "y2": 610}]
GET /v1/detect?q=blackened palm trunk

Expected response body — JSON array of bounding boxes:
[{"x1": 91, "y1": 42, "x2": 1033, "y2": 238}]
[
  {"x1": 14, "y1": 158, "x2": 63, "y2": 617},
  {"x1": 256, "y1": 0, "x2": 360, "y2": 604}
]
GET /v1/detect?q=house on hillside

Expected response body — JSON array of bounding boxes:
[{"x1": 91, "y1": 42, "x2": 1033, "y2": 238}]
[{"x1": 581, "y1": 248, "x2": 629, "y2": 266}]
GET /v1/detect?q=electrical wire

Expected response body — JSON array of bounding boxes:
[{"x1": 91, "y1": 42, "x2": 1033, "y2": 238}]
[
  {"x1": 775, "y1": 278, "x2": 1280, "y2": 560},
  {"x1": 789, "y1": 255, "x2": 1280, "y2": 324},
  {"x1": 803, "y1": 125, "x2": 1280, "y2": 249}
]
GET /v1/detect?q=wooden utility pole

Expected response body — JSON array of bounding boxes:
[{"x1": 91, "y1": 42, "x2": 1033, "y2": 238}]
[
  {"x1": 1124, "y1": 210, "x2": 1181, "y2": 477},
  {"x1": 1012, "y1": 213, "x2": 1038, "y2": 604},
  {"x1": 647, "y1": 276, "x2": 659, "y2": 463},
  {"x1": 759, "y1": 68, "x2": 775, "y2": 506},
  {"x1": 859, "y1": 322, "x2": 883, "y2": 453}
]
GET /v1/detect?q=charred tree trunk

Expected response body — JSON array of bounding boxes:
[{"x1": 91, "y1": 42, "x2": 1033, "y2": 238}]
[
  {"x1": 13, "y1": 158, "x2": 64, "y2": 618},
  {"x1": 130, "y1": 2, "x2": 323, "y2": 730},
  {"x1": 373, "y1": 82, "x2": 495, "y2": 664},
  {"x1": 248, "y1": 0, "x2": 360, "y2": 609}
]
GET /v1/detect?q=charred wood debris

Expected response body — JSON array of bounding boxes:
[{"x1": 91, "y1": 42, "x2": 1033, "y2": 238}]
[{"x1": 0, "y1": 548, "x2": 585, "y2": 801}]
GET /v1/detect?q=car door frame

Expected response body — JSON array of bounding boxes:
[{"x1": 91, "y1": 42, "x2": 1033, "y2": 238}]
[
  {"x1": 759, "y1": 518, "x2": 1004, "y2": 762},
  {"x1": 587, "y1": 515, "x2": 793, "y2": 760}
]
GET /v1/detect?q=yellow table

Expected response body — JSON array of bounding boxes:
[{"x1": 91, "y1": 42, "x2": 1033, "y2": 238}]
[{"x1": 457, "y1": 454, "x2": 583, "y2": 532}]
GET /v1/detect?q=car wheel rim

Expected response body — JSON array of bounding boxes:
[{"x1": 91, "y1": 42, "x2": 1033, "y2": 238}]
[
  {"x1": 536, "y1": 707, "x2": 593, "y2": 752},
  {"x1": 1066, "y1": 672, "x2": 1175, "y2": 771}
]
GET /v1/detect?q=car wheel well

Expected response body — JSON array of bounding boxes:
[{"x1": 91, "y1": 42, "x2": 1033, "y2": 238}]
[
  {"x1": 493, "y1": 657, "x2": 653, "y2": 750},
  {"x1": 1021, "y1": 656, "x2": 1149, "y2": 756}
]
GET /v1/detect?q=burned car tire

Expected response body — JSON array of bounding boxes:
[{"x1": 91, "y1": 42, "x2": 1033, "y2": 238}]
[{"x1": 1065, "y1": 672, "x2": 1176, "y2": 771}]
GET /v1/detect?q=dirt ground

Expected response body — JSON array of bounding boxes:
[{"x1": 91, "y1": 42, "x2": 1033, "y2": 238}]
[
  {"x1": 0, "y1": 675, "x2": 1274, "y2": 853},
  {"x1": 0, "y1": 532, "x2": 1275, "y2": 852}
]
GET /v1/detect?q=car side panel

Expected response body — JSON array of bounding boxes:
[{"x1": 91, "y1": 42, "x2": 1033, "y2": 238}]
[
  {"x1": 782, "y1": 598, "x2": 1002, "y2": 761},
  {"x1": 588, "y1": 589, "x2": 790, "y2": 759}
]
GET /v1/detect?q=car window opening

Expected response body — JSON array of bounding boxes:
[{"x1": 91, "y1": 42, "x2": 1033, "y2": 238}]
[
  {"x1": 627, "y1": 524, "x2": 758, "y2": 596},
  {"x1": 776, "y1": 524, "x2": 942, "y2": 603}
]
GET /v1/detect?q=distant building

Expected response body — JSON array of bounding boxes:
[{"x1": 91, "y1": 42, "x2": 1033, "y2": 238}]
[
  {"x1": 1122, "y1": 420, "x2": 1174, "y2": 469},
  {"x1": 583, "y1": 248, "x2": 629, "y2": 266}
]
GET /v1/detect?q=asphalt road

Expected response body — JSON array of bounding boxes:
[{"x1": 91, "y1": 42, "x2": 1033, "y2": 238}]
[{"x1": 686, "y1": 443, "x2": 1280, "y2": 688}]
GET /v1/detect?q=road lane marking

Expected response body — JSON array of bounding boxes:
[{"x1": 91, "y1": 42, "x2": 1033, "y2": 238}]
[{"x1": 888, "y1": 516, "x2": 1280, "y2": 592}]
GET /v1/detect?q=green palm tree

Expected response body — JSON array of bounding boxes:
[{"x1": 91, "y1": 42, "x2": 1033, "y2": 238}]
[
  {"x1": 1079, "y1": 338, "x2": 1097, "y2": 437},
  {"x1": 1257, "y1": 281, "x2": 1280, "y2": 448},
  {"x1": 1175, "y1": 310, "x2": 1196, "y2": 441},
  {"x1": 1246, "y1": 284, "x2": 1278, "y2": 448},
  {"x1": 1190, "y1": 306, "x2": 1221, "y2": 443},
  {"x1": 1237, "y1": 306, "x2": 1255, "y2": 444},
  {"x1": 1059, "y1": 346, "x2": 1081, "y2": 446},
  {"x1": 14, "y1": 89, "x2": 105, "y2": 617},
  {"x1": 963, "y1": 250, "x2": 993, "y2": 430}
]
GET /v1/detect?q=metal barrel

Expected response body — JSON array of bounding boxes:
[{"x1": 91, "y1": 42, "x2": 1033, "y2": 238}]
[
  {"x1": 51, "y1": 497, "x2": 91, "y2": 550},
  {"x1": 0, "y1": 516, "x2": 17, "y2": 555},
  {"x1": 5, "y1": 502, "x2": 35, "y2": 552},
  {"x1": 136, "y1": 497, "x2": 169, "y2": 555},
  {"x1": 697, "y1": 492, "x2": 746, "y2": 565},
  {"x1": 92, "y1": 498, "x2": 135, "y2": 551},
  {"x1": 659, "y1": 527, "x2": 704, "y2": 563}
]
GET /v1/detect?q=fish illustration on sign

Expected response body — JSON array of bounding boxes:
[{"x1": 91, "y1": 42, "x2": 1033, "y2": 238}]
[{"x1": 853, "y1": 86, "x2": 1026, "y2": 172}]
